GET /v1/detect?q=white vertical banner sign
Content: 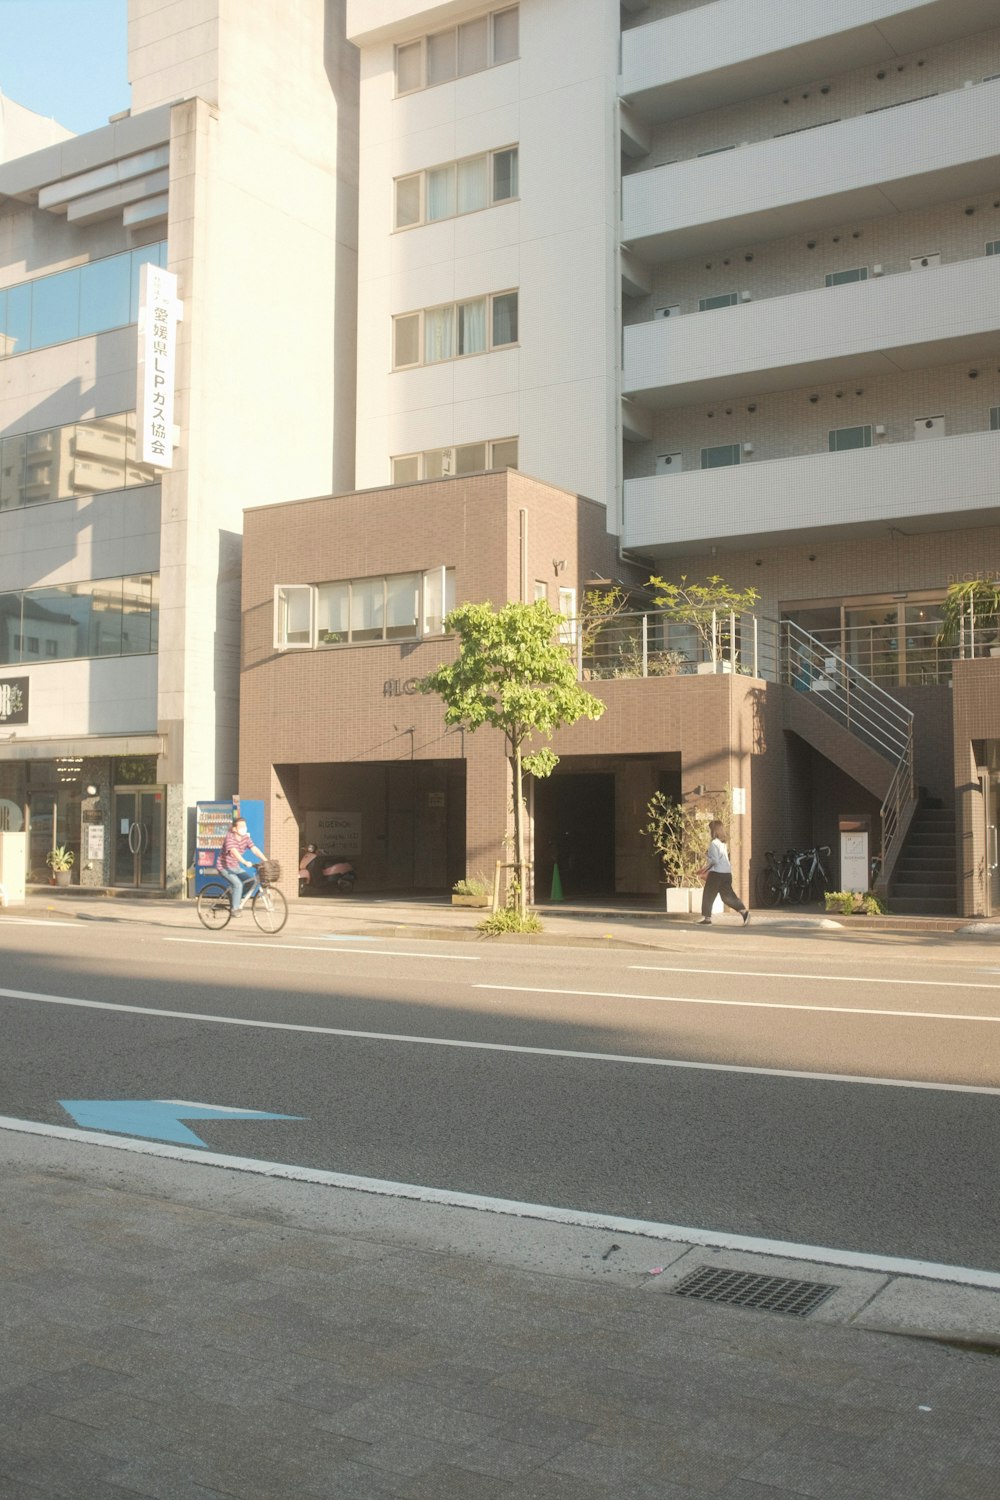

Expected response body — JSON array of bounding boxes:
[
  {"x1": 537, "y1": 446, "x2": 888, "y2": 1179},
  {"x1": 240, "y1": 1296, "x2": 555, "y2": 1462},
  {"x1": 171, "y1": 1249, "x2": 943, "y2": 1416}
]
[{"x1": 136, "y1": 264, "x2": 180, "y2": 468}]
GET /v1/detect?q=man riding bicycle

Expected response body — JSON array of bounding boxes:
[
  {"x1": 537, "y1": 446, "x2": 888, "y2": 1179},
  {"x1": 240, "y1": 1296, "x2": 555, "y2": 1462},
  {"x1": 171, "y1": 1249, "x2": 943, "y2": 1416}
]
[{"x1": 216, "y1": 816, "x2": 266, "y2": 916}]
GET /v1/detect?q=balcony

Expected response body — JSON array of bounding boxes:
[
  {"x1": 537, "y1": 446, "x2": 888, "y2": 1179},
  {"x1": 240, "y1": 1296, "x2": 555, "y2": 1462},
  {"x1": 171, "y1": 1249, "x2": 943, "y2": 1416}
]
[
  {"x1": 622, "y1": 429, "x2": 1000, "y2": 557},
  {"x1": 621, "y1": 80, "x2": 1000, "y2": 259},
  {"x1": 622, "y1": 255, "x2": 1000, "y2": 406},
  {"x1": 620, "y1": 0, "x2": 999, "y2": 124}
]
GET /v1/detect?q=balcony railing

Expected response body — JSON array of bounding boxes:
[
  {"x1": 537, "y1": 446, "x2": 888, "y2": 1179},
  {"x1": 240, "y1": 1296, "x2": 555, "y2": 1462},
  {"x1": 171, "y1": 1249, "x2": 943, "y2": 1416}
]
[{"x1": 573, "y1": 609, "x2": 771, "y2": 680}]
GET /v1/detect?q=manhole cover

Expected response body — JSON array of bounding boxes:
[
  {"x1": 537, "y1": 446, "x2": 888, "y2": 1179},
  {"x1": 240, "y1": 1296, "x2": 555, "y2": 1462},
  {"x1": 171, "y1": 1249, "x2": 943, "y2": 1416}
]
[{"x1": 671, "y1": 1265, "x2": 838, "y2": 1317}]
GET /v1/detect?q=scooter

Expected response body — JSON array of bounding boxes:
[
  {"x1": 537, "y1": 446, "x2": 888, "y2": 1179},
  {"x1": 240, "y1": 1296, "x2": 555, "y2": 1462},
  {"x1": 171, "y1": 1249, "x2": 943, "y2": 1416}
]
[{"x1": 299, "y1": 845, "x2": 358, "y2": 896}]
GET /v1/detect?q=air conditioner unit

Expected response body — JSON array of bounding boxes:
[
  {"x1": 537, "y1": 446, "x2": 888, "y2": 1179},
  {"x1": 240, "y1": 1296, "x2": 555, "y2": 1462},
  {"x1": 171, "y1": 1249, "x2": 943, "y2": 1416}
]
[
  {"x1": 741, "y1": 290, "x2": 752, "y2": 301},
  {"x1": 872, "y1": 264, "x2": 883, "y2": 276},
  {"x1": 875, "y1": 424, "x2": 886, "y2": 436},
  {"x1": 742, "y1": 442, "x2": 754, "y2": 454}
]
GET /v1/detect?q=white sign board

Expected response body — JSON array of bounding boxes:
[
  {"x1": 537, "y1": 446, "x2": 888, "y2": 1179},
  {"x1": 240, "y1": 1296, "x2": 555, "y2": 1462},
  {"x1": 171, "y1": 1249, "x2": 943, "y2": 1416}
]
[
  {"x1": 87, "y1": 825, "x2": 105, "y2": 861},
  {"x1": 305, "y1": 811, "x2": 362, "y2": 857},
  {"x1": 840, "y1": 830, "x2": 870, "y2": 893},
  {"x1": 136, "y1": 264, "x2": 180, "y2": 467}
]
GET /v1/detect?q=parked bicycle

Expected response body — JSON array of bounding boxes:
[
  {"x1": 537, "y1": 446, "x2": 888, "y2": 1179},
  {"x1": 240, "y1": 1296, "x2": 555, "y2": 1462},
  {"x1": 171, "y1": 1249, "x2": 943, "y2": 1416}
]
[
  {"x1": 755, "y1": 845, "x2": 830, "y2": 907},
  {"x1": 196, "y1": 859, "x2": 288, "y2": 934},
  {"x1": 755, "y1": 848, "x2": 798, "y2": 907}
]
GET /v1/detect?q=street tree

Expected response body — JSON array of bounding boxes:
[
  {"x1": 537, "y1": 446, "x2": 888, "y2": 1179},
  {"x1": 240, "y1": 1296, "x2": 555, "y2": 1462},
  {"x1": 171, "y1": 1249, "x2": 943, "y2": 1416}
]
[{"x1": 419, "y1": 600, "x2": 605, "y2": 914}]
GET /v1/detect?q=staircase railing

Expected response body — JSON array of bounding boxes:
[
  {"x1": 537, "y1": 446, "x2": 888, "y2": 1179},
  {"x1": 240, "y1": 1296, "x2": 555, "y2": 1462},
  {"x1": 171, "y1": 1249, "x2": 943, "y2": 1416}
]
[{"x1": 779, "y1": 619, "x2": 915, "y2": 884}]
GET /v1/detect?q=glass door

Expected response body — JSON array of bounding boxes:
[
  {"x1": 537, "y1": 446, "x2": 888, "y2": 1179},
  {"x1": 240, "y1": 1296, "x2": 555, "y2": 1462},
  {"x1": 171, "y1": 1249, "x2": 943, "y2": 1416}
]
[{"x1": 113, "y1": 786, "x2": 165, "y2": 887}]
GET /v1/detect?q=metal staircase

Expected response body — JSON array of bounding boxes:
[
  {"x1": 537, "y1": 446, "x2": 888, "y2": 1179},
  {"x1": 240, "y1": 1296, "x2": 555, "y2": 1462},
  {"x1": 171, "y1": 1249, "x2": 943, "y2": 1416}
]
[{"x1": 779, "y1": 620, "x2": 917, "y2": 892}]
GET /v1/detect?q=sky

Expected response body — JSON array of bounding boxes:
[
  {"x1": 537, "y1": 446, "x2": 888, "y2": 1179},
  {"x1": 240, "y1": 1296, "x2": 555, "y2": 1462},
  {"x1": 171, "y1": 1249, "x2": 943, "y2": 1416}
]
[{"x1": 0, "y1": 0, "x2": 129, "y2": 134}]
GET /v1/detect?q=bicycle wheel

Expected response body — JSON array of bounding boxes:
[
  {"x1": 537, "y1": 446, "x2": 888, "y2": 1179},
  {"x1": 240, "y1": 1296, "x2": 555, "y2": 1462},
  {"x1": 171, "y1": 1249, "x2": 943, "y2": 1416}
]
[
  {"x1": 251, "y1": 885, "x2": 288, "y2": 934},
  {"x1": 197, "y1": 882, "x2": 232, "y2": 930},
  {"x1": 755, "y1": 867, "x2": 781, "y2": 908}
]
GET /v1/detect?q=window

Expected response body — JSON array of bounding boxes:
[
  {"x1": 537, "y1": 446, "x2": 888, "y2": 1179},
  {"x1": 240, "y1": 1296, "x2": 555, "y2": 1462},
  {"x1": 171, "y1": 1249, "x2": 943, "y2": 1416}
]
[
  {"x1": 395, "y1": 6, "x2": 518, "y2": 95},
  {"x1": 0, "y1": 413, "x2": 152, "y2": 511},
  {"x1": 825, "y1": 267, "x2": 868, "y2": 286},
  {"x1": 988, "y1": 241, "x2": 1000, "y2": 256},
  {"x1": 0, "y1": 243, "x2": 167, "y2": 360},
  {"x1": 534, "y1": 581, "x2": 548, "y2": 602},
  {"x1": 701, "y1": 444, "x2": 740, "y2": 469},
  {"x1": 0, "y1": 574, "x2": 159, "y2": 666},
  {"x1": 393, "y1": 292, "x2": 518, "y2": 369},
  {"x1": 275, "y1": 570, "x2": 456, "y2": 650},
  {"x1": 558, "y1": 587, "x2": 577, "y2": 645},
  {"x1": 698, "y1": 292, "x2": 737, "y2": 311},
  {"x1": 395, "y1": 147, "x2": 518, "y2": 230},
  {"x1": 991, "y1": 407, "x2": 1000, "y2": 431},
  {"x1": 829, "y1": 425, "x2": 872, "y2": 452},
  {"x1": 391, "y1": 438, "x2": 518, "y2": 483}
]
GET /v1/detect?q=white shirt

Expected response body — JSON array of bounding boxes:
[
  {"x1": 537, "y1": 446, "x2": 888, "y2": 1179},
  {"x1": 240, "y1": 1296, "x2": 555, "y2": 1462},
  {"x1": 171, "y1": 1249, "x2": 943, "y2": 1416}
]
[{"x1": 705, "y1": 838, "x2": 731, "y2": 875}]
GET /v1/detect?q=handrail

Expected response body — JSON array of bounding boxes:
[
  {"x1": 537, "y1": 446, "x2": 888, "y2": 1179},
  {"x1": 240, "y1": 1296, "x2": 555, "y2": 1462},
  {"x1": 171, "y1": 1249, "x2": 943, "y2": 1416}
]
[{"x1": 778, "y1": 618, "x2": 914, "y2": 880}]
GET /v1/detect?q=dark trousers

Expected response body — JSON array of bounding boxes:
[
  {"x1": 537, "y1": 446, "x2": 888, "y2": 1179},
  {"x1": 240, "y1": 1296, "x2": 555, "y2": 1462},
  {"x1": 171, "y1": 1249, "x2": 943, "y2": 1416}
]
[{"x1": 702, "y1": 871, "x2": 746, "y2": 919}]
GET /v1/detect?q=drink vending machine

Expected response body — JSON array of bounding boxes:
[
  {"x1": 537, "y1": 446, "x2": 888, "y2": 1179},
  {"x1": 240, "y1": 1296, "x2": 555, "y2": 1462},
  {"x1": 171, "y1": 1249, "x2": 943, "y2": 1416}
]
[{"x1": 194, "y1": 798, "x2": 264, "y2": 894}]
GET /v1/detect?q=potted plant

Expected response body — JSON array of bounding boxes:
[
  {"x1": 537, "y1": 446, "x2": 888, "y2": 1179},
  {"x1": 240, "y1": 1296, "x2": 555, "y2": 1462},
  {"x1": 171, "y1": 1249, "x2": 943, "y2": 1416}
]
[
  {"x1": 645, "y1": 573, "x2": 760, "y2": 674},
  {"x1": 46, "y1": 845, "x2": 75, "y2": 886},
  {"x1": 452, "y1": 874, "x2": 490, "y2": 908},
  {"x1": 643, "y1": 790, "x2": 730, "y2": 913},
  {"x1": 938, "y1": 578, "x2": 1000, "y2": 656}
]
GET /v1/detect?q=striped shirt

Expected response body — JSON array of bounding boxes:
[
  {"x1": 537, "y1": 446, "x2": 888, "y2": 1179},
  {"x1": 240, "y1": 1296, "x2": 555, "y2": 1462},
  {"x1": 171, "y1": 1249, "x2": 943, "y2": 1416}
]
[{"x1": 218, "y1": 830, "x2": 252, "y2": 871}]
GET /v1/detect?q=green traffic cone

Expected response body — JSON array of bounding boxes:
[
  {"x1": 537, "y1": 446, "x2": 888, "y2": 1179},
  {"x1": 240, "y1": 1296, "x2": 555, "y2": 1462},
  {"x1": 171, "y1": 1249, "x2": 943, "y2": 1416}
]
[{"x1": 550, "y1": 862, "x2": 563, "y2": 902}]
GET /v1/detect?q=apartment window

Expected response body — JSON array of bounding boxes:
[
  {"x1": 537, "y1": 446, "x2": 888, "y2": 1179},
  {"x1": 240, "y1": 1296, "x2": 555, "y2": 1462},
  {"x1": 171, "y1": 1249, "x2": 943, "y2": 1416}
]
[
  {"x1": 825, "y1": 267, "x2": 868, "y2": 286},
  {"x1": 274, "y1": 569, "x2": 456, "y2": 650},
  {"x1": 698, "y1": 292, "x2": 737, "y2": 311},
  {"x1": 991, "y1": 407, "x2": 1000, "y2": 431},
  {"x1": 393, "y1": 292, "x2": 518, "y2": 369},
  {"x1": 701, "y1": 444, "x2": 741, "y2": 469},
  {"x1": 987, "y1": 241, "x2": 1000, "y2": 256},
  {"x1": 395, "y1": 6, "x2": 518, "y2": 95},
  {"x1": 0, "y1": 574, "x2": 159, "y2": 666},
  {"x1": 391, "y1": 438, "x2": 518, "y2": 483},
  {"x1": 394, "y1": 147, "x2": 518, "y2": 230},
  {"x1": 0, "y1": 413, "x2": 153, "y2": 512},
  {"x1": 534, "y1": 581, "x2": 548, "y2": 602},
  {"x1": 0, "y1": 243, "x2": 167, "y2": 359},
  {"x1": 829, "y1": 425, "x2": 872, "y2": 452},
  {"x1": 558, "y1": 587, "x2": 577, "y2": 645}
]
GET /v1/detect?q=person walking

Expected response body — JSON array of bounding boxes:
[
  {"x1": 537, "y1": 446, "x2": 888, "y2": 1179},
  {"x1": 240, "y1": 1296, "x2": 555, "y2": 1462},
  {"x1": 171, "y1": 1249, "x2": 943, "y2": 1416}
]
[{"x1": 697, "y1": 819, "x2": 749, "y2": 926}]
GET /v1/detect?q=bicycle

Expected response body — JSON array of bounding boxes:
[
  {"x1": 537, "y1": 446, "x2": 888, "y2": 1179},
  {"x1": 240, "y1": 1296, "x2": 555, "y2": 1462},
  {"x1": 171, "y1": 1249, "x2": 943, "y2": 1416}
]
[
  {"x1": 196, "y1": 859, "x2": 288, "y2": 934},
  {"x1": 791, "y1": 845, "x2": 831, "y2": 904},
  {"x1": 755, "y1": 848, "x2": 798, "y2": 907}
]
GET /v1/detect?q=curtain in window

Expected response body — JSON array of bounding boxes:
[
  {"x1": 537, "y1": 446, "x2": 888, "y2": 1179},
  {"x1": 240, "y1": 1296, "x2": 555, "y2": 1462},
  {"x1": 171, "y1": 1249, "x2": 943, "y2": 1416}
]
[
  {"x1": 316, "y1": 582, "x2": 349, "y2": 642},
  {"x1": 458, "y1": 18, "x2": 488, "y2": 75},
  {"x1": 491, "y1": 292, "x2": 518, "y2": 347},
  {"x1": 385, "y1": 573, "x2": 420, "y2": 639},
  {"x1": 427, "y1": 29, "x2": 457, "y2": 84},
  {"x1": 426, "y1": 165, "x2": 456, "y2": 221},
  {"x1": 493, "y1": 7, "x2": 519, "y2": 64},
  {"x1": 351, "y1": 579, "x2": 383, "y2": 641},
  {"x1": 492, "y1": 148, "x2": 518, "y2": 201},
  {"x1": 457, "y1": 157, "x2": 488, "y2": 214},
  {"x1": 458, "y1": 299, "x2": 486, "y2": 355},
  {"x1": 424, "y1": 305, "x2": 455, "y2": 363}
]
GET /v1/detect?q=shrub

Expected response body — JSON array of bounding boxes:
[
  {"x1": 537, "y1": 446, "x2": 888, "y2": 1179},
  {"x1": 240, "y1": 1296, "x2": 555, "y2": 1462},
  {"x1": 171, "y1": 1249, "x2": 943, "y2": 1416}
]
[
  {"x1": 453, "y1": 874, "x2": 490, "y2": 897},
  {"x1": 824, "y1": 890, "x2": 888, "y2": 916},
  {"x1": 477, "y1": 907, "x2": 543, "y2": 935}
]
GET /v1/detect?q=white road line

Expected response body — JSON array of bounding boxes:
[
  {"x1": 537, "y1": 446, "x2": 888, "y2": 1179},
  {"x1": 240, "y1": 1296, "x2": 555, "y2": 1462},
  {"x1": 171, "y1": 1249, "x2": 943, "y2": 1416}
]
[
  {"x1": 163, "y1": 938, "x2": 480, "y2": 960},
  {"x1": 0, "y1": 917, "x2": 78, "y2": 929},
  {"x1": 1, "y1": 985, "x2": 998, "y2": 1095},
  {"x1": 2, "y1": 1113, "x2": 999, "y2": 1291},
  {"x1": 476, "y1": 983, "x2": 1000, "y2": 1025},
  {"x1": 632, "y1": 964, "x2": 1000, "y2": 992}
]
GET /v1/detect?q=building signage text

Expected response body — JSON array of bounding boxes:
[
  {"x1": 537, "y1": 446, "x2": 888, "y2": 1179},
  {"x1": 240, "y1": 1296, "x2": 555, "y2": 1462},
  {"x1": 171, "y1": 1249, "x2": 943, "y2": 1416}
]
[
  {"x1": 136, "y1": 264, "x2": 181, "y2": 468},
  {"x1": 0, "y1": 676, "x2": 29, "y2": 725},
  {"x1": 383, "y1": 678, "x2": 421, "y2": 697}
]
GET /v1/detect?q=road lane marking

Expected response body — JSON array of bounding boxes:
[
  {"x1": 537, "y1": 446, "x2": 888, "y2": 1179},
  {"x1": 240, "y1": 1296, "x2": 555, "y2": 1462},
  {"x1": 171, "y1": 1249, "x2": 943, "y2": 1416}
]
[
  {"x1": 164, "y1": 938, "x2": 480, "y2": 960},
  {"x1": 1, "y1": 985, "x2": 998, "y2": 1095},
  {"x1": 632, "y1": 964, "x2": 1000, "y2": 992},
  {"x1": 2, "y1": 1113, "x2": 999, "y2": 1291},
  {"x1": 0, "y1": 917, "x2": 78, "y2": 929},
  {"x1": 476, "y1": 983, "x2": 1000, "y2": 1024}
]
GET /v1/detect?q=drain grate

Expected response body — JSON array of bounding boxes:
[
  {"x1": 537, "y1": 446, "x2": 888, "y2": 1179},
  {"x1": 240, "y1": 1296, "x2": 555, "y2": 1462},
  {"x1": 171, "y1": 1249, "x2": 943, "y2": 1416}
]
[{"x1": 670, "y1": 1265, "x2": 838, "y2": 1317}]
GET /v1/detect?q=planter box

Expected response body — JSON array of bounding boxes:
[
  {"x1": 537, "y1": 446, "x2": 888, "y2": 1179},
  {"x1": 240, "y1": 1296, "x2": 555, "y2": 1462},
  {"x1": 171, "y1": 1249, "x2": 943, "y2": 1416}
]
[
  {"x1": 695, "y1": 660, "x2": 733, "y2": 675},
  {"x1": 452, "y1": 893, "x2": 490, "y2": 907},
  {"x1": 665, "y1": 888, "x2": 724, "y2": 914}
]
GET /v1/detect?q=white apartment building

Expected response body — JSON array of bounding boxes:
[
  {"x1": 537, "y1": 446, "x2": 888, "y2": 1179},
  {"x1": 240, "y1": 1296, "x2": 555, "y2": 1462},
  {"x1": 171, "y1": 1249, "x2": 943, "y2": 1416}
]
[
  {"x1": 0, "y1": 0, "x2": 358, "y2": 891},
  {"x1": 340, "y1": 0, "x2": 1000, "y2": 913}
]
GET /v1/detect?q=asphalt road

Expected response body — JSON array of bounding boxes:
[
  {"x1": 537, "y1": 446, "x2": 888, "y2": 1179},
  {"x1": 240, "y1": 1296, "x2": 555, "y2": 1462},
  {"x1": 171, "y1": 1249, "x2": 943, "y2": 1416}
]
[{"x1": 1, "y1": 914, "x2": 998, "y2": 1274}]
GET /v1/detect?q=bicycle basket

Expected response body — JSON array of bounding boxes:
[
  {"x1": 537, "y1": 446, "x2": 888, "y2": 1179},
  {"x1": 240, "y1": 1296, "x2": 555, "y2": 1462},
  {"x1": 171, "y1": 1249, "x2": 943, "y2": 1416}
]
[{"x1": 258, "y1": 859, "x2": 281, "y2": 887}]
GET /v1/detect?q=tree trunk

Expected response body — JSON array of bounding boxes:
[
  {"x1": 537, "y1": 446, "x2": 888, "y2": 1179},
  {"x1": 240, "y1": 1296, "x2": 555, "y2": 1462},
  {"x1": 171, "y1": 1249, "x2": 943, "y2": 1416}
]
[{"x1": 512, "y1": 748, "x2": 526, "y2": 915}]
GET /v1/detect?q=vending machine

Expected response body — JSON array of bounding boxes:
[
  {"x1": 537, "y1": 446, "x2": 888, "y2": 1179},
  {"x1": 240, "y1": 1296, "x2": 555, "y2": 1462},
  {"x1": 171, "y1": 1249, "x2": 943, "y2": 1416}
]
[{"x1": 194, "y1": 798, "x2": 264, "y2": 894}]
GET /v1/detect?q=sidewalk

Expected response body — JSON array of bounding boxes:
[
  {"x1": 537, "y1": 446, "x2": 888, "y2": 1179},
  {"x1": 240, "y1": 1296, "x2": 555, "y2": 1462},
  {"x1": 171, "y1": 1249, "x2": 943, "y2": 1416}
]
[{"x1": 2, "y1": 1130, "x2": 998, "y2": 1500}]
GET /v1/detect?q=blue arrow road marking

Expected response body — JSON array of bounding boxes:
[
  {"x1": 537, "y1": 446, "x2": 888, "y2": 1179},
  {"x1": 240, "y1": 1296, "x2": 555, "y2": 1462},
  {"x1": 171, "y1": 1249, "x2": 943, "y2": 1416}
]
[{"x1": 58, "y1": 1099, "x2": 303, "y2": 1148}]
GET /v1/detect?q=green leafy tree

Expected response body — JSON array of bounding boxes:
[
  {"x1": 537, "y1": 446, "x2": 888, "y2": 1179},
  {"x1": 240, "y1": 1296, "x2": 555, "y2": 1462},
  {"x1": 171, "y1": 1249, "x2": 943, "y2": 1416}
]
[
  {"x1": 646, "y1": 573, "x2": 760, "y2": 664},
  {"x1": 419, "y1": 600, "x2": 605, "y2": 914}
]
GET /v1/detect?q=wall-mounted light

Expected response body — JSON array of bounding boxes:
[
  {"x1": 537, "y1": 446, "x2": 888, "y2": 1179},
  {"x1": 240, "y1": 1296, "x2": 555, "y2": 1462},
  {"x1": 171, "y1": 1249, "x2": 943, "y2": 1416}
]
[
  {"x1": 552, "y1": 559, "x2": 566, "y2": 574},
  {"x1": 85, "y1": 784, "x2": 98, "y2": 797}
]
